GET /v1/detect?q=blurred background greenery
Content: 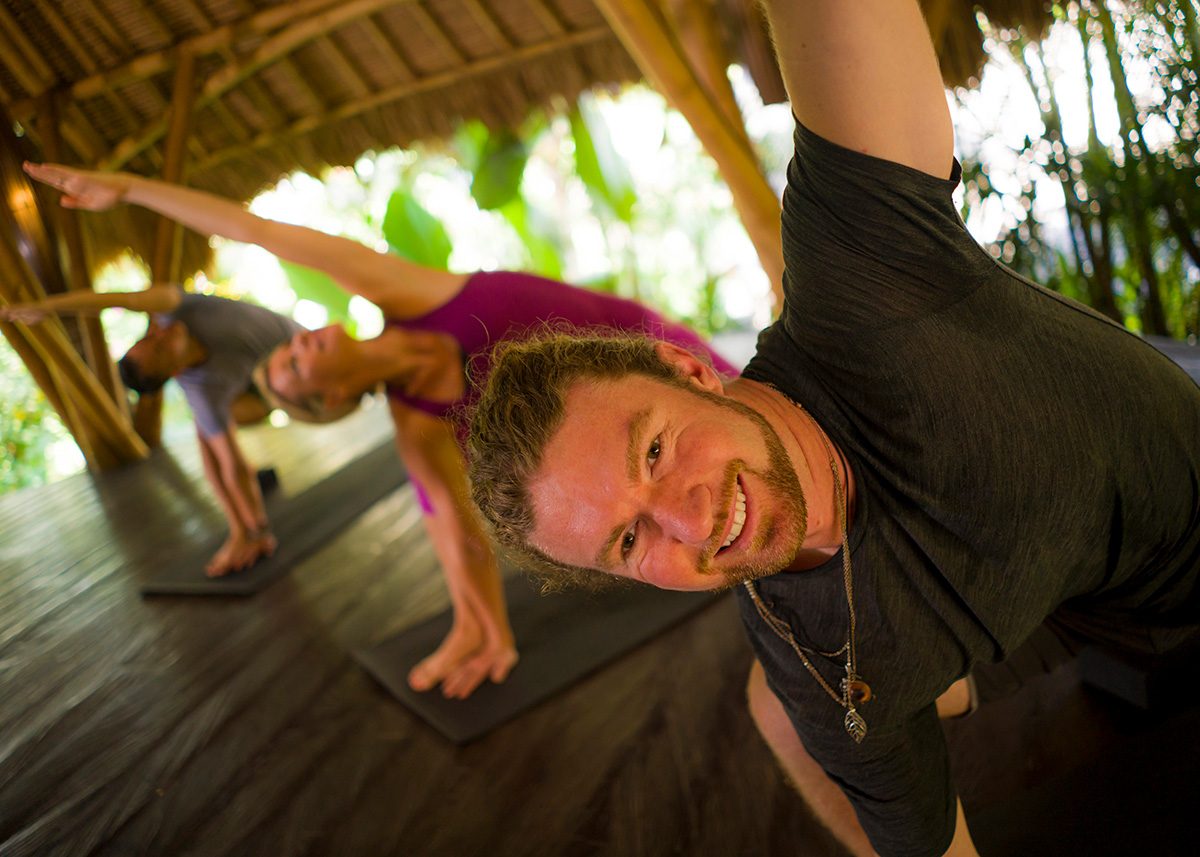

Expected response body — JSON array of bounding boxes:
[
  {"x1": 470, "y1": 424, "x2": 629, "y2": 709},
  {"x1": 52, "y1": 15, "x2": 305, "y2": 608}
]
[{"x1": 2, "y1": 0, "x2": 1197, "y2": 494}]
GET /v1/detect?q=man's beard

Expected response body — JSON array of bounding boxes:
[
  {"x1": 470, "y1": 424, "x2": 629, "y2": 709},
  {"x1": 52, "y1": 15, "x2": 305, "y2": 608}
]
[{"x1": 683, "y1": 386, "x2": 808, "y2": 587}]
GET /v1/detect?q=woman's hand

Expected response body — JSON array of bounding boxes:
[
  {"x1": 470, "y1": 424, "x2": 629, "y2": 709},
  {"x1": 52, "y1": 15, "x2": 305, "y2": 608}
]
[
  {"x1": 408, "y1": 597, "x2": 519, "y2": 699},
  {"x1": 0, "y1": 305, "x2": 49, "y2": 325},
  {"x1": 24, "y1": 162, "x2": 132, "y2": 211}
]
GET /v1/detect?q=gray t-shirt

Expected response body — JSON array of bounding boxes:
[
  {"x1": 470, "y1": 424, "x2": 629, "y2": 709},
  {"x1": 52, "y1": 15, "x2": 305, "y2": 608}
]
[
  {"x1": 739, "y1": 124, "x2": 1200, "y2": 857},
  {"x1": 162, "y1": 293, "x2": 301, "y2": 437}
]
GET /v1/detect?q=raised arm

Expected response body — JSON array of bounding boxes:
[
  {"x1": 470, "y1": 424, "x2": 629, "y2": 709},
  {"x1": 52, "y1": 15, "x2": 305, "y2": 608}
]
[
  {"x1": 760, "y1": 0, "x2": 954, "y2": 178},
  {"x1": 22, "y1": 162, "x2": 465, "y2": 320},
  {"x1": 0, "y1": 283, "x2": 180, "y2": 324}
]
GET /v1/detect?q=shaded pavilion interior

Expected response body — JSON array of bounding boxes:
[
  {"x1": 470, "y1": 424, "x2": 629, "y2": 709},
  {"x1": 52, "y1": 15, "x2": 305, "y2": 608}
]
[
  {"x1": 2, "y1": 1, "x2": 1198, "y2": 855},
  {"x1": 4, "y1": 400, "x2": 1199, "y2": 857}
]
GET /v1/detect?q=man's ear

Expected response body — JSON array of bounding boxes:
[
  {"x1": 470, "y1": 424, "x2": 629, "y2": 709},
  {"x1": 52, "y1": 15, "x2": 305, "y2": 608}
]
[{"x1": 653, "y1": 341, "x2": 725, "y2": 394}]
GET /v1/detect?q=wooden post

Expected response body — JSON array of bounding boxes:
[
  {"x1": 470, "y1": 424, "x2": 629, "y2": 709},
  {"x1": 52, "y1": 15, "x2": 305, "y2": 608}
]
[
  {"x1": 0, "y1": 115, "x2": 147, "y2": 471},
  {"x1": 35, "y1": 92, "x2": 127, "y2": 410},
  {"x1": 592, "y1": 0, "x2": 785, "y2": 310},
  {"x1": 665, "y1": 0, "x2": 745, "y2": 138},
  {"x1": 153, "y1": 49, "x2": 197, "y2": 284},
  {"x1": 138, "y1": 48, "x2": 198, "y2": 448}
]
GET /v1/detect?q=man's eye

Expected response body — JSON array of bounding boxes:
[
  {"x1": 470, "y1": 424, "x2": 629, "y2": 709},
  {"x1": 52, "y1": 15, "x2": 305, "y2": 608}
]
[
  {"x1": 620, "y1": 528, "x2": 637, "y2": 560},
  {"x1": 647, "y1": 435, "x2": 662, "y2": 465}
]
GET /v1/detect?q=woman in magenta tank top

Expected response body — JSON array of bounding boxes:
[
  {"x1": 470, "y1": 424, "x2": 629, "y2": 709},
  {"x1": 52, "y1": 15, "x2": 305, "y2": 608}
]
[{"x1": 26, "y1": 163, "x2": 739, "y2": 701}]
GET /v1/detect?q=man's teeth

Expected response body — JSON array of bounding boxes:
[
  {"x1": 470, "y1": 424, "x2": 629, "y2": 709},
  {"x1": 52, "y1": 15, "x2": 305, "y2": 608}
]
[{"x1": 721, "y1": 484, "x2": 747, "y2": 549}]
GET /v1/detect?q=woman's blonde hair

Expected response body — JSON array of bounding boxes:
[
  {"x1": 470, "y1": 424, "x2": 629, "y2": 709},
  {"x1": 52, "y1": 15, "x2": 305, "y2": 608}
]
[{"x1": 251, "y1": 352, "x2": 362, "y2": 424}]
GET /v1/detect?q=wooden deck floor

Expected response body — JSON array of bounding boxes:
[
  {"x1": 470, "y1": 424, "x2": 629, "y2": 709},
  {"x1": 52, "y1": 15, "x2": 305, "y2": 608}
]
[{"x1": 1, "y1": 398, "x2": 1195, "y2": 857}]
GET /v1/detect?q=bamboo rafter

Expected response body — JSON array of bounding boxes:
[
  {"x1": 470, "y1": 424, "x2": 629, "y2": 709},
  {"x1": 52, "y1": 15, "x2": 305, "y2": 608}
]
[
  {"x1": 462, "y1": 0, "x2": 515, "y2": 50},
  {"x1": 315, "y1": 35, "x2": 373, "y2": 100},
  {"x1": 593, "y1": 0, "x2": 784, "y2": 307},
  {"x1": 9, "y1": 0, "x2": 347, "y2": 115},
  {"x1": 525, "y1": 0, "x2": 567, "y2": 36},
  {"x1": 408, "y1": 3, "x2": 469, "y2": 65},
  {"x1": 360, "y1": 17, "x2": 418, "y2": 80},
  {"x1": 100, "y1": 0, "x2": 411, "y2": 170},
  {"x1": 196, "y1": 25, "x2": 613, "y2": 173}
]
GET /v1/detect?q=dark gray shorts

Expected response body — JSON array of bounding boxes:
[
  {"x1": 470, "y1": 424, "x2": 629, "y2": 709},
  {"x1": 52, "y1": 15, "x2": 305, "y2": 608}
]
[{"x1": 972, "y1": 606, "x2": 1199, "y2": 705}]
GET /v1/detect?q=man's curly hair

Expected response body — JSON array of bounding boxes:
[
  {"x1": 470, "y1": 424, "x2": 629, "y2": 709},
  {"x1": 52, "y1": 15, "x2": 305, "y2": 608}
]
[{"x1": 467, "y1": 328, "x2": 695, "y2": 592}]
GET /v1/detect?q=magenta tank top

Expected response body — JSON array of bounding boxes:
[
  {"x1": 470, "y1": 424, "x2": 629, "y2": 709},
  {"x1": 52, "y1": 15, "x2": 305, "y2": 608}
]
[
  {"x1": 386, "y1": 271, "x2": 738, "y2": 516},
  {"x1": 385, "y1": 270, "x2": 737, "y2": 420}
]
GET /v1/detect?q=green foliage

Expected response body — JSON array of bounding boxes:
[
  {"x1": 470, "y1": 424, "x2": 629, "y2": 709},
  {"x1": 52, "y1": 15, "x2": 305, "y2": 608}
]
[
  {"x1": 0, "y1": 340, "x2": 70, "y2": 493},
  {"x1": 570, "y1": 101, "x2": 637, "y2": 223},
  {"x1": 278, "y1": 261, "x2": 354, "y2": 333},
  {"x1": 470, "y1": 128, "x2": 530, "y2": 211},
  {"x1": 382, "y1": 188, "x2": 453, "y2": 269},
  {"x1": 500, "y1": 198, "x2": 563, "y2": 279},
  {"x1": 959, "y1": 1, "x2": 1200, "y2": 338}
]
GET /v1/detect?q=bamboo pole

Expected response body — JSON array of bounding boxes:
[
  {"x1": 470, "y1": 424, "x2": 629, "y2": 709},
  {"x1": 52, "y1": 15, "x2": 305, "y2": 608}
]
[
  {"x1": 152, "y1": 49, "x2": 197, "y2": 284},
  {"x1": 131, "y1": 48, "x2": 200, "y2": 450},
  {"x1": 592, "y1": 0, "x2": 784, "y2": 309},
  {"x1": 36, "y1": 93, "x2": 127, "y2": 408},
  {"x1": 100, "y1": 0, "x2": 408, "y2": 170},
  {"x1": 0, "y1": 122, "x2": 148, "y2": 469},
  {"x1": 8, "y1": 0, "x2": 347, "y2": 117},
  {"x1": 664, "y1": 0, "x2": 746, "y2": 140},
  {"x1": 0, "y1": 245, "x2": 141, "y2": 468},
  {"x1": 196, "y1": 27, "x2": 612, "y2": 173}
]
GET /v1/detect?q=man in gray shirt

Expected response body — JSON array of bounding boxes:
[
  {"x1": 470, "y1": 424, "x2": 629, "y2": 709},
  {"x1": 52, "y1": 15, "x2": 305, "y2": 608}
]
[{"x1": 4, "y1": 284, "x2": 300, "y2": 576}]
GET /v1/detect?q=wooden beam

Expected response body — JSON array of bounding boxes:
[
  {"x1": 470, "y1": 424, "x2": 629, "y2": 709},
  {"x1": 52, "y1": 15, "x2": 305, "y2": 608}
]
[
  {"x1": 525, "y1": 0, "x2": 567, "y2": 36},
  {"x1": 409, "y1": 3, "x2": 467, "y2": 65},
  {"x1": 462, "y1": 0, "x2": 515, "y2": 50},
  {"x1": 100, "y1": 0, "x2": 407, "y2": 170},
  {"x1": 360, "y1": 18, "x2": 417, "y2": 80},
  {"x1": 196, "y1": 26, "x2": 613, "y2": 173},
  {"x1": 666, "y1": 0, "x2": 746, "y2": 138},
  {"x1": 0, "y1": 20, "x2": 46, "y2": 95},
  {"x1": 37, "y1": 94, "x2": 126, "y2": 409},
  {"x1": 15, "y1": 309, "x2": 148, "y2": 462},
  {"x1": 0, "y1": 111, "x2": 143, "y2": 468},
  {"x1": 0, "y1": 237, "x2": 146, "y2": 467},
  {"x1": 37, "y1": 0, "x2": 144, "y2": 138},
  {"x1": 318, "y1": 36, "x2": 372, "y2": 100},
  {"x1": 592, "y1": 0, "x2": 784, "y2": 309},
  {"x1": 75, "y1": 0, "x2": 128, "y2": 57},
  {"x1": 0, "y1": 5, "x2": 54, "y2": 92},
  {"x1": 9, "y1": 0, "x2": 347, "y2": 115},
  {"x1": 152, "y1": 50, "x2": 198, "y2": 285},
  {"x1": 924, "y1": 0, "x2": 955, "y2": 46}
]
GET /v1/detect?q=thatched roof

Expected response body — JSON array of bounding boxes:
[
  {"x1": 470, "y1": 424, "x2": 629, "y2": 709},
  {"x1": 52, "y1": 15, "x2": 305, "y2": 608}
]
[{"x1": 0, "y1": 0, "x2": 1053, "y2": 279}]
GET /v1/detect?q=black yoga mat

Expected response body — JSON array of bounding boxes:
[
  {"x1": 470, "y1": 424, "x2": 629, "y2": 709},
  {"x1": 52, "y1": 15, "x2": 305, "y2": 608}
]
[
  {"x1": 356, "y1": 575, "x2": 725, "y2": 744},
  {"x1": 140, "y1": 442, "x2": 406, "y2": 596}
]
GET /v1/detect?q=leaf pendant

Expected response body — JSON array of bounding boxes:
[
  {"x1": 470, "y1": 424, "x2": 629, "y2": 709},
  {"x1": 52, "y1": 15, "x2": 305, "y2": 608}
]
[{"x1": 844, "y1": 708, "x2": 868, "y2": 743}]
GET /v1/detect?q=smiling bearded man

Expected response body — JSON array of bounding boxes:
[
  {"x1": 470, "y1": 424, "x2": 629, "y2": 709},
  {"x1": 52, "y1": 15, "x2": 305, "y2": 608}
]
[
  {"x1": 474, "y1": 335, "x2": 810, "y2": 591},
  {"x1": 465, "y1": 1, "x2": 1200, "y2": 855}
]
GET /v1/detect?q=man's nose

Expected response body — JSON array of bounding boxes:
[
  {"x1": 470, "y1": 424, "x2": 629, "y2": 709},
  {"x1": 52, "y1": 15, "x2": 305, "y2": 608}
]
[{"x1": 651, "y1": 477, "x2": 713, "y2": 546}]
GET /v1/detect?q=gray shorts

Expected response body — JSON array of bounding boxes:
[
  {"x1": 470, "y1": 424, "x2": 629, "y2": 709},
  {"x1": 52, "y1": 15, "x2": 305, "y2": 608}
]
[{"x1": 971, "y1": 606, "x2": 1199, "y2": 706}]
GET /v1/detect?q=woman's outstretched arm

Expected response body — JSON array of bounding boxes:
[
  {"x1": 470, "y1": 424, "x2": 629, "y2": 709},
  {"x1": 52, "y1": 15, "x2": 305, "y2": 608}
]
[
  {"x1": 389, "y1": 399, "x2": 518, "y2": 698},
  {"x1": 23, "y1": 162, "x2": 466, "y2": 320}
]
